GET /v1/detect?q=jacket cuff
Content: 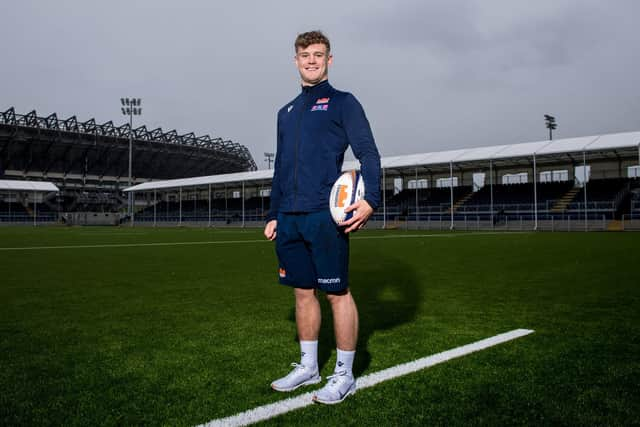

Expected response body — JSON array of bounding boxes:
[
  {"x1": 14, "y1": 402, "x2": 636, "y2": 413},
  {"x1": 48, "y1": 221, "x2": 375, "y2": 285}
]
[
  {"x1": 265, "y1": 212, "x2": 278, "y2": 223},
  {"x1": 364, "y1": 197, "x2": 378, "y2": 211}
]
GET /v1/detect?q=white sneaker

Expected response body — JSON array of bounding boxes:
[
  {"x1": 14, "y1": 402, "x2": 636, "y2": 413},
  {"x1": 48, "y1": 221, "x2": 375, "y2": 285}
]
[
  {"x1": 271, "y1": 363, "x2": 321, "y2": 392},
  {"x1": 312, "y1": 370, "x2": 356, "y2": 404}
]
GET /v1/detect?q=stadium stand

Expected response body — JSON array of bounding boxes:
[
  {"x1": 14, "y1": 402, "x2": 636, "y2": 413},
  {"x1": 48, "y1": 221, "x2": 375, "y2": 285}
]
[
  {"x1": 459, "y1": 181, "x2": 573, "y2": 216},
  {"x1": 387, "y1": 186, "x2": 473, "y2": 218},
  {"x1": 135, "y1": 195, "x2": 272, "y2": 223},
  {"x1": 0, "y1": 107, "x2": 257, "y2": 223},
  {"x1": 4, "y1": 108, "x2": 638, "y2": 231},
  {"x1": 617, "y1": 177, "x2": 640, "y2": 220},
  {"x1": 125, "y1": 170, "x2": 640, "y2": 230},
  {"x1": 0, "y1": 201, "x2": 26, "y2": 219},
  {"x1": 631, "y1": 186, "x2": 640, "y2": 217},
  {"x1": 569, "y1": 178, "x2": 633, "y2": 219}
]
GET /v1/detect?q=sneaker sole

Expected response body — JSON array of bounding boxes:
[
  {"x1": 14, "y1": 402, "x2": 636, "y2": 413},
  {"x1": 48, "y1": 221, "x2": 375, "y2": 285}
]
[
  {"x1": 312, "y1": 383, "x2": 356, "y2": 405},
  {"x1": 271, "y1": 375, "x2": 322, "y2": 392}
]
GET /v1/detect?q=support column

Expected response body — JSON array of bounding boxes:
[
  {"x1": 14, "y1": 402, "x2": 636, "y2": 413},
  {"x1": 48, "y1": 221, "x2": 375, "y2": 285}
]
[
  {"x1": 382, "y1": 168, "x2": 386, "y2": 229},
  {"x1": 583, "y1": 151, "x2": 588, "y2": 231},
  {"x1": 415, "y1": 167, "x2": 419, "y2": 227},
  {"x1": 208, "y1": 184, "x2": 212, "y2": 228},
  {"x1": 449, "y1": 161, "x2": 454, "y2": 230},
  {"x1": 242, "y1": 181, "x2": 245, "y2": 228},
  {"x1": 260, "y1": 181, "x2": 264, "y2": 220},
  {"x1": 153, "y1": 189, "x2": 157, "y2": 227},
  {"x1": 533, "y1": 153, "x2": 538, "y2": 231},
  {"x1": 179, "y1": 187, "x2": 182, "y2": 226},
  {"x1": 490, "y1": 159, "x2": 494, "y2": 228}
]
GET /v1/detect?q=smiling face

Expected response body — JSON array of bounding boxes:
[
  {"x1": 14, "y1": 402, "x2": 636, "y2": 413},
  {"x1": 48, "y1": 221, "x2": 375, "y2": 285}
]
[{"x1": 295, "y1": 43, "x2": 332, "y2": 87}]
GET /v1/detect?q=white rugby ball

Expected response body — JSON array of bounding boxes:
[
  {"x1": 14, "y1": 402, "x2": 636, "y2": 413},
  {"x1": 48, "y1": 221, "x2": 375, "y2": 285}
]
[{"x1": 329, "y1": 171, "x2": 365, "y2": 224}]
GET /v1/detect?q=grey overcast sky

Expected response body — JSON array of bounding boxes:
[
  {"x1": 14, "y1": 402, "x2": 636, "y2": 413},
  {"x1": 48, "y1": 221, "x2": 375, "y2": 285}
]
[{"x1": 2, "y1": 0, "x2": 639, "y2": 169}]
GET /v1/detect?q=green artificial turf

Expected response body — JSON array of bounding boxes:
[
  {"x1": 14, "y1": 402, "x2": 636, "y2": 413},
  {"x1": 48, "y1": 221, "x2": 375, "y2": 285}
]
[{"x1": 0, "y1": 227, "x2": 638, "y2": 426}]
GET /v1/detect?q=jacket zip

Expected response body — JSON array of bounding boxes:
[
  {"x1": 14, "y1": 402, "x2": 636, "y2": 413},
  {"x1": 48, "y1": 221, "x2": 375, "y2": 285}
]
[{"x1": 293, "y1": 90, "x2": 309, "y2": 210}]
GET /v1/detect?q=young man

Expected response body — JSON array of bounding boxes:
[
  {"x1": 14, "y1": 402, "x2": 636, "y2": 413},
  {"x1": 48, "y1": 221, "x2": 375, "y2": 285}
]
[{"x1": 264, "y1": 30, "x2": 381, "y2": 404}]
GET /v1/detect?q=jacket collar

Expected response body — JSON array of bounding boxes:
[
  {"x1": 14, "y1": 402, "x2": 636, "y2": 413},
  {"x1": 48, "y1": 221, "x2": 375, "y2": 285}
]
[{"x1": 301, "y1": 79, "x2": 331, "y2": 95}]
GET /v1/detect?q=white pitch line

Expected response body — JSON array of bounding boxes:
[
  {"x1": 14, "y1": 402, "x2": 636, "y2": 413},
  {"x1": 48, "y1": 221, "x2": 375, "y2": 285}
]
[
  {"x1": 354, "y1": 231, "x2": 528, "y2": 240},
  {"x1": 0, "y1": 239, "x2": 268, "y2": 251},
  {"x1": 198, "y1": 328, "x2": 534, "y2": 427},
  {"x1": 0, "y1": 231, "x2": 526, "y2": 252}
]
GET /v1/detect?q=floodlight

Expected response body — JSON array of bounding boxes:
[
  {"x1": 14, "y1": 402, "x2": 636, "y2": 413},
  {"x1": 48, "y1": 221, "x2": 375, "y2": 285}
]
[
  {"x1": 544, "y1": 114, "x2": 558, "y2": 140},
  {"x1": 119, "y1": 97, "x2": 143, "y2": 223}
]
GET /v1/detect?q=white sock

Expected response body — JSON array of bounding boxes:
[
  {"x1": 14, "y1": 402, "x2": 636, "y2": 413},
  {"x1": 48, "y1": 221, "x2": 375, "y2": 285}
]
[
  {"x1": 335, "y1": 348, "x2": 356, "y2": 376},
  {"x1": 300, "y1": 340, "x2": 318, "y2": 370}
]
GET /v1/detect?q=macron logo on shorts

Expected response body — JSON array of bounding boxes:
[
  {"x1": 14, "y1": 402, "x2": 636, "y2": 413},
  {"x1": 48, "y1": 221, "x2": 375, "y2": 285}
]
[
  {"x1": 317, "y1": 277, "x2": 341, "y2": 285},
  {"x1": 279, "y1": 268, "x2": 286, "y2": 278}
]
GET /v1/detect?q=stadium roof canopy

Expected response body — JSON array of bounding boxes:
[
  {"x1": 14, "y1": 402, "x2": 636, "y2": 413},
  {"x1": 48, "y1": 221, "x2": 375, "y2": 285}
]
[
  {"x1": 125, "y1": 130, "x2": 640, "y2": 192},
  {"x1": 0, "y1": 107, "x2": 257, "y2": 181},
  {"x1": 124, "y1": 169, "x2": 274, "y2": 192},
  {"x1": 0, "y1": 179, "x2": 59, "y2": 192}
]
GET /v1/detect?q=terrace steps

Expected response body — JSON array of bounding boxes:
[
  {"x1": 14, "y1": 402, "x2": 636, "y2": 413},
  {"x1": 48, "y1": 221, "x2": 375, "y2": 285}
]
[
  {"x1": 448, "y1": 191, "x2": 475, "y2": 213},
  {"x1": 551, "y1": 187, "x2": 580, "y2": 213},
  {"x1": 607, "y1": 219, "x2": 623, "y2": 231},
  {"x1": 383, "y1": 220, "x2": 400, "y2": 230},
  {"x1": 19, "y1": 198, "x2": 35, "y2": 217}
]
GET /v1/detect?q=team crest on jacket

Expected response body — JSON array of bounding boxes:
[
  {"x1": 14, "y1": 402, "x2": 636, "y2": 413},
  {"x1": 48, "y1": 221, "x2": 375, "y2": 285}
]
[
  {"x1": 316, "y1": 97, "x2": 330, "y2": 104},
  {"x1": 311, "y1": 104, "x2": 329, "y2": 111}
]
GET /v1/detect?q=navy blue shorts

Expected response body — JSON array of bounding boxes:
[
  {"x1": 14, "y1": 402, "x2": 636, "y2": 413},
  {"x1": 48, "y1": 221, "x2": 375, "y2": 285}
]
[{"x1": 275, "y1": 210, "x2": 349, "y2": 292}]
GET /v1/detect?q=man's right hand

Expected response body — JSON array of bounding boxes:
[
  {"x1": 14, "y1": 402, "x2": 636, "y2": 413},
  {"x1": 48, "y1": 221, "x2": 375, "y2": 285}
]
[{"x1": 264, "y1": 220, "x2": 277, "y2": 240}]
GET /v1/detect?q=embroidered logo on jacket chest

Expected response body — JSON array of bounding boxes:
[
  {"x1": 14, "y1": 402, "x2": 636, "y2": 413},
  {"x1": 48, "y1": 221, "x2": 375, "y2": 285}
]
[{"x1": 310, "y1": 98, "x2": 330, "y2": 112}]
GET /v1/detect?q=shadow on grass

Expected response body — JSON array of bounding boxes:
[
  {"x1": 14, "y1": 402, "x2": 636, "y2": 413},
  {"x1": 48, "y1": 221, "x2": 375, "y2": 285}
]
[{"x1": 286, "y1": 247, "x2": 421, "y2": 377}]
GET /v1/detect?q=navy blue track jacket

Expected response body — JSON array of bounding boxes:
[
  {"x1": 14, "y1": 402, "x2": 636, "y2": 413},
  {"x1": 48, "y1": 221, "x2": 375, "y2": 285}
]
[{"x1": 267, "y1": 80, "x2": 381, "y2": 222}]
